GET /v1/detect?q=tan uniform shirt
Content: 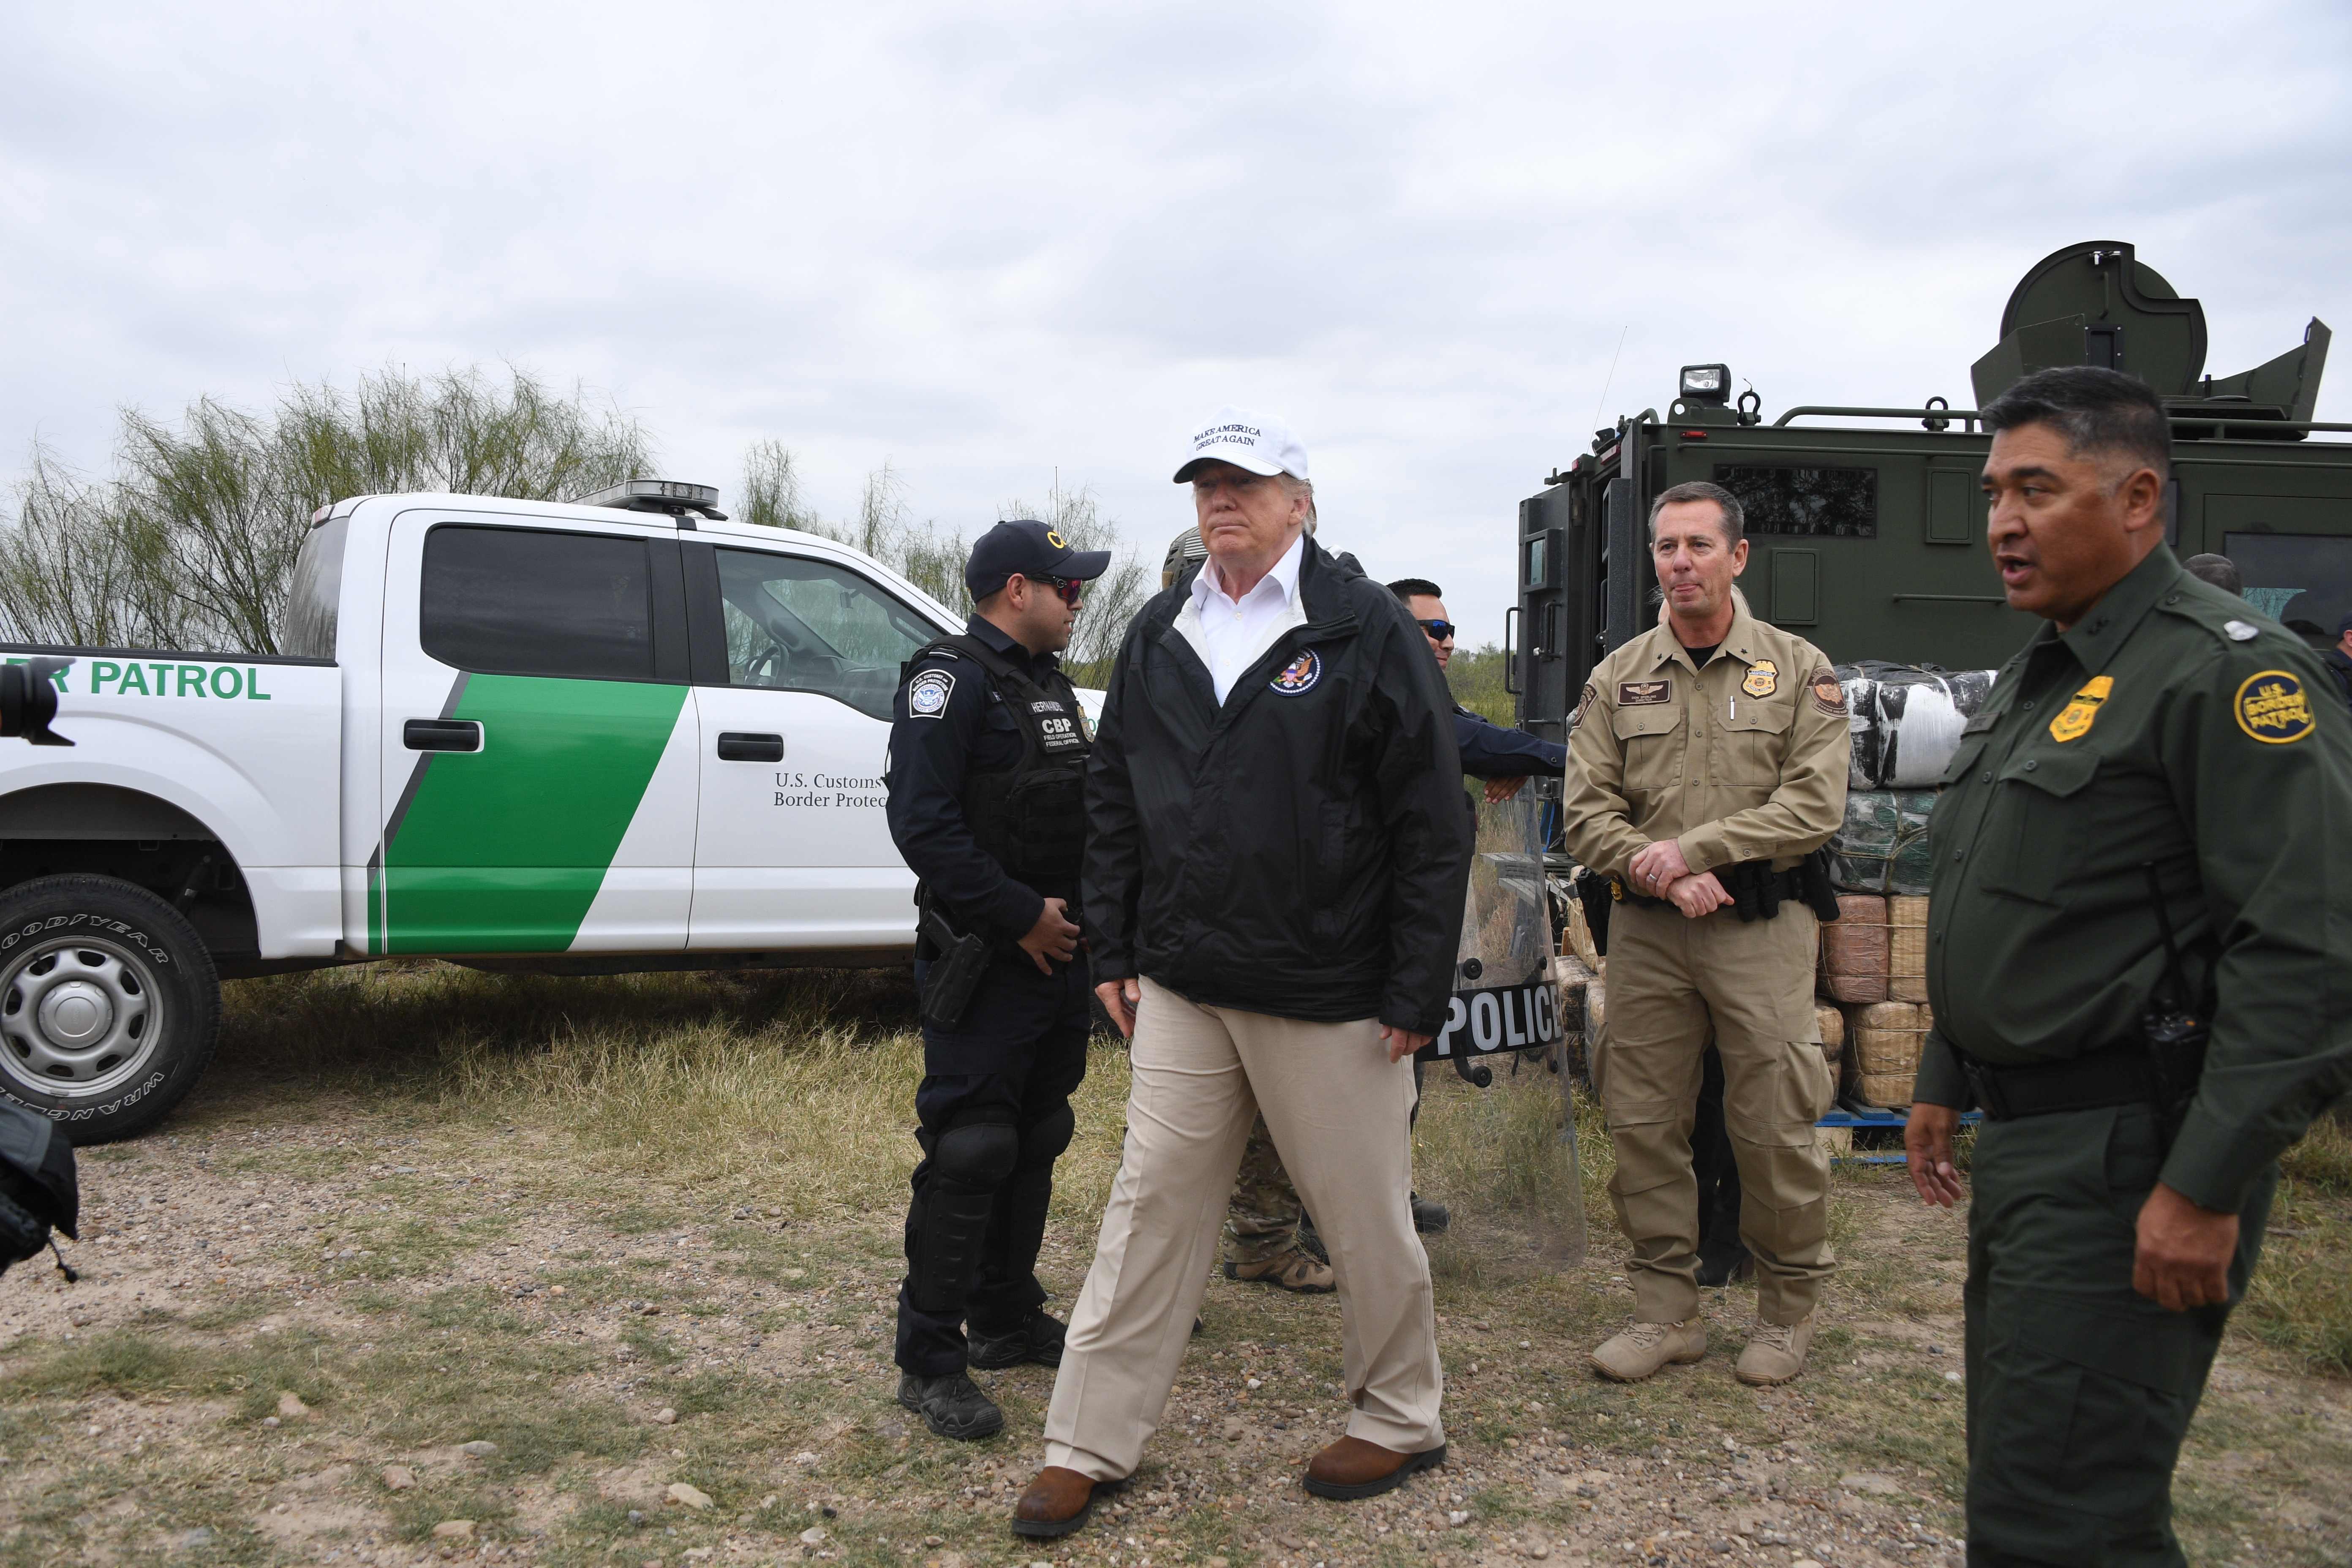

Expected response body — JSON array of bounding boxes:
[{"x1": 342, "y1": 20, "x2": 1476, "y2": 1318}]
[{"x1": 1562, "y1": 595, "x2": 1850, "y2": 879}]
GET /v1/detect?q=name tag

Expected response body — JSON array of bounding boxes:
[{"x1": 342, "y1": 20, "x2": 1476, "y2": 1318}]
[
  {"x1": 1962, "y1": 711, "x2": 1998, "y2": 735},
  {"x1": 1618, "y1": 680, "x2": 1671, "y2": 707}
]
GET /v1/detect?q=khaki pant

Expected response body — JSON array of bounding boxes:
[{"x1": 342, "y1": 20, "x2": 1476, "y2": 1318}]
[
  {"x1": 1042, "y1": 978, "x2": 1442, "y2": 1480},
  {"x1": 1596, "y1": 901, "x2": 1834, "y2": 1326}
]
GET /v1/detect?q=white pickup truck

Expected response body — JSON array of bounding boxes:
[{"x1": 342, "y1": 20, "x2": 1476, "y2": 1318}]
[{"x1": 0, "y1": 481, "x2": 1001, "y2": 1141}]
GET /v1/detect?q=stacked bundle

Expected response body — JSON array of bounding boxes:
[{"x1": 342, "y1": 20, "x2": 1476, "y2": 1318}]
[
  {"x1": 1828, "y1": 662, "x2": 1997, "y2": 899},
  {"x1": 1820, "y1": 893, "x2": 1890, "y2": 1002},
  {"x1": 1815, "y1": 892, "x2": 1934, "y2": 1106},
  {"x1": 1850, "y1": 1002, "x2": 1934, "y2": 1108}
]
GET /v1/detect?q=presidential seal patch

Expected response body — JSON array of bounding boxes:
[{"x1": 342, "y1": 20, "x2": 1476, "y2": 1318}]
[
  {"x1": 1618, "y1": 680, "x2": 1671, "y2": 706},
  {"x1": 1741, "y1": 659, "x2": 1778, "y2": 698},
  {"x1": 907, "y1": 669, "x2": 956, "y2": 717},
  {"x1": 1810, "y1": 667, "x2": 1847, "y2": 716},
  {"x1": 1270, "y1": 649, "x2": 1322, "y2": 695},
  {"x1": 2048, "y1": 675, "x2": 2112, "y2": 743},
  {"x1": 2235, "y1": 670, "x2": 2315, "y2": 744}
]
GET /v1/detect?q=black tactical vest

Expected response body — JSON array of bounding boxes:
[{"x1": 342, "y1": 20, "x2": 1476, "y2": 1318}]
[{"x1": 909, "y1": 634, "x2": 1092, "y2": 886}]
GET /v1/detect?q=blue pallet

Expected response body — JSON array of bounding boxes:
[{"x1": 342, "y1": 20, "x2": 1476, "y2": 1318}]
[{"x1": 1816, "y1": 1106, "x2": 1982, "y2": 1163}]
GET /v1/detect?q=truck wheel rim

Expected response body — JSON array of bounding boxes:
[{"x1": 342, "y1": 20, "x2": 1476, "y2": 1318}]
[{"x1": 0, "y1": 936, "x2": 167, "y2": 1100}]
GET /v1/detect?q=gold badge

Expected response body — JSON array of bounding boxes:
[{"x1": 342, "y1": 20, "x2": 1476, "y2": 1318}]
[
  {"x1": 2235, "y1": 670, "x2": 2315, "y2": 744},
  {"x1": 1742, "y1": 659, "x2": 1778, "y2": 698},
  {"x1": 2048, "y1": 675, "x2": 2113, "y2": 743}
]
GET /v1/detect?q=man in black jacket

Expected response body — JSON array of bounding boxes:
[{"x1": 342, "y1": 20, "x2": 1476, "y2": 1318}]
[{"x1": 1014, "y1": 409, "x2": 1473, "y2": 1541}]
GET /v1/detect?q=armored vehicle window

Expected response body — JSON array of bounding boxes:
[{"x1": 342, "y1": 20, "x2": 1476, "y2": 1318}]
[
  {"x1": 1714, "y1": 464, "x2": 1879, "y2": 538},
  {"x1": 421, "y1": 525, "x2": 655, "y2": 681},
  {"x1": 715, "y1": 549, "x2": 935, "y2": 721},
  {"x1": 2225, "y1": 533, "x2": 2352, "y2": 639}
]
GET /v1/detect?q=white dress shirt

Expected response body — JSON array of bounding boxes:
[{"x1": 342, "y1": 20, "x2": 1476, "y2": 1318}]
[{"x1": 1176, "y1": 533, "x2": 1309, "y2": 703}]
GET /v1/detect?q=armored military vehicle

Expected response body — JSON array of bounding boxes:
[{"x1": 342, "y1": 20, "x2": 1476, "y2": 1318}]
[{"x1": 1510, "y1": 240, "x2": 2347, "y2": 739}]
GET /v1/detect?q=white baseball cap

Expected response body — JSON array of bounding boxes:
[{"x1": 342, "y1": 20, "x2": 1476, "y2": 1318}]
[{"x1": 1173, "y1": 406, "x2": 1310, "y2": 485}]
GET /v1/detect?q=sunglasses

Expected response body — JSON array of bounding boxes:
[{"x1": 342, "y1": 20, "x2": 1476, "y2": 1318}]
[
  {"x1": 1417, "y1": 618, "x2": 1458, "y2": 642},
  {"x1": 1026, "y1": 573, "x2": 1085, "y2": 607}
]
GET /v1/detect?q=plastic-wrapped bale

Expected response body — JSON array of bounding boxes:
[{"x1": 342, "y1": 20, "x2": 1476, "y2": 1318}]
[
  {"x1": 1852, "y1": 1000, "x2": 1933, "y2": 1108},
  {"x1": 1829, "y1": 790, "x2": 1940, "y2": 896},
  {"x1": 1837, "y1": 662, "x2": 1997, "y2": 790},
  {"x1": 1888, "y1": 896, "x2": 1929, "y2": 1002},
  {"x1": 1818, "y1": 893, "x2": 1889, "y2": 1002}
]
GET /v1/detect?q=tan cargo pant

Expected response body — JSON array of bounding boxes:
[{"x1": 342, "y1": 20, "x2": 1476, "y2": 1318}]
[
  {"x1": 1595, "y1": 900, "x2": 1834, "y2": 1326},
  {"x1": 1042, "y1": 978, "x2": 1442, "y2": 1480}
]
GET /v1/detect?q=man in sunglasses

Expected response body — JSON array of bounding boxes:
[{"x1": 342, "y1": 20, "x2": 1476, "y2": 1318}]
[
  {"x1": 1388, "y1": 578, "x2": 1566, "y2": 803},
  {"x1": 885, "y1": 518, "x2": 1109, "y2": 1443}
]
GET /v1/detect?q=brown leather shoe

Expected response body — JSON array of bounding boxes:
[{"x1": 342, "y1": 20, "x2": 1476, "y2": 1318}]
[
  {"x1": 1302, "y1": 1435, "x2": 1448, "y2": 1500},
  {"x1": 1011, "y1": 1466, "x2": 1121, "y2": 1538}
]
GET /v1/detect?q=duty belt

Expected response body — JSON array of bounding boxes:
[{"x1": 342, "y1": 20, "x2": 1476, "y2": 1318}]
[{"x1": 1956, "y1": 1042, "x2": 2164, "y2": 1122}]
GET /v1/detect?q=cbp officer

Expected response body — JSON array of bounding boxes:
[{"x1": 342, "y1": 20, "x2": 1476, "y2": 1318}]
[
  {"x1": 1904, "y1": 367, "x2": 2352, "y2": 1563},
  {"x1": 1560, "y1": 480, "x2": 1850, "y2": 1387},
  {"x1": 885, "y1": 519, "x2": 1110, "y2": 1441},
  {"x1": 1388, "y1": 577, "x2": 1567, "y2": 804}
]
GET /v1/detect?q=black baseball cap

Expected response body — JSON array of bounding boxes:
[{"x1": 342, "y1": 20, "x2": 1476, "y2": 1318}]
[
  {"x1": 2337, "y1": 611, "x2": 2352, "y2": 637},
  {"x1": 965, "y1": 518, "x2": 1112, "y2": 600}
]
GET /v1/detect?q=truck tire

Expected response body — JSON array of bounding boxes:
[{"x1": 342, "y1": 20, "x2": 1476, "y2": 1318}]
[{"x1": 0, "y1": 875, "x2": 221, "y2": 1144}]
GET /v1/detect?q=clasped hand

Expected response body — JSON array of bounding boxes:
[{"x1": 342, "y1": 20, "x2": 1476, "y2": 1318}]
[{"x1": 1627, "y1": 839, "x2": 1730, "y2": 917}]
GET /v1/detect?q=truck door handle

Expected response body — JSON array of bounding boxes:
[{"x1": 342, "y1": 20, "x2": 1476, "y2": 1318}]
[
  {"x1": 717, "y1": 731, "x2": 784, "y2": 762},
  {"x1": 403, "y1": 718, "x2": 483, "y2": 752}
]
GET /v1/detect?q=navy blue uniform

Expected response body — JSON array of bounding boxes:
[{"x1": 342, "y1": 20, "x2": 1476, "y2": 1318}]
[
  {"x1": 1451, "y1": 705, "x2": 1566, "y2": 779},
  {"x1": 885, "y1": 615, "x2": 1091, "y2": 1377}
]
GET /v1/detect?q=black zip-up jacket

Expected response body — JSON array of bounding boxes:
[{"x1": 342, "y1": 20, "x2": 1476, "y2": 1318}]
[{"x1": 1082, "y1": 537, "x2": 1473, "y2": 1035}]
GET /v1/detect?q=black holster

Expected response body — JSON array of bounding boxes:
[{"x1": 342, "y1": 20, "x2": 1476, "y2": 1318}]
[
  {"x1": 916, "y1": 901, "x2": 993, "y2": 1030},
  {"x1": 1799, "y1": 847, "x2": 1841, "y2": 922},
  {"x1": 1573, "y1": 868, "x2": 1614, "y2": 957}
]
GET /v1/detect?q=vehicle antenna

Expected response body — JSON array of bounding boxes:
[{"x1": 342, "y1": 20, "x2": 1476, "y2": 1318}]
[{"x1": 1592, "y1": 325, "x2": 1629, "y2": 432}]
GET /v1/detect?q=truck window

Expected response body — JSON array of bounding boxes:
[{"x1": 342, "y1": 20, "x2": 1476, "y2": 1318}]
[
  {"x1": 1714, "y1": 463, "x2": 1879, "y2": 538},
  {"x1": 2225, "y1": 532, "x2": 2352, "y2": 639},
  {"x1": 283, "y1": 518, "x2": 348, "y2": 659},
  {"x1": 421, "y1": 525, "x2": 656, "y2": 681},
  {"x1": 715, "y1": 549, "x2": 934, "y2": 720}
]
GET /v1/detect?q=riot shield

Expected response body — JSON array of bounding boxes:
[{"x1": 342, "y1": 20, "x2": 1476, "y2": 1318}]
[{"x1": 1416, "y1": 785, "x2": 1587, "y2": 1265}]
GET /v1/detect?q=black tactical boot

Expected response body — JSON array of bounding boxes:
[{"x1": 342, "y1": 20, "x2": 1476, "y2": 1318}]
[
  {"x1": 897, "y1": 1371, "x2": 1004, "y2": 1440},
  {"x1": 1410, "y1": 1192, "x2": 1451, "y2": 1235},
  {"x1": 968, "y1": 1310, "x2": 1067, "y2": 1369}
]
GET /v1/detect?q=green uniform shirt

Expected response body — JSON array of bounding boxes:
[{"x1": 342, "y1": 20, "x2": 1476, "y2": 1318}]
[{"x1": 1915, "y1": 543, "x2": 2352, "y2": 1213}]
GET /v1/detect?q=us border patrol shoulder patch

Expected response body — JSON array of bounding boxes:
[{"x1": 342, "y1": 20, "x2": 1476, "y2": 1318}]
[
  {"x1": 2235, "y1": 669, "x2": 2315, "y2": 744},
  {"x1": 907, "y1": 669, "x2": 956, "y2": 718}
]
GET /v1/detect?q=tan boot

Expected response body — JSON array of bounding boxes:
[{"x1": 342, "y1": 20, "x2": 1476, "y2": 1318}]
[
  {"x1": 1224, "y1": 1248, "x2": 1335, "y2": 1293},
  {"x1": 1589, "y1": 1318, "x2": 1707, "y2": 1383},
  {"x1": 1734, "y1": 1315, "x2": 1816, "y2": 1386}
]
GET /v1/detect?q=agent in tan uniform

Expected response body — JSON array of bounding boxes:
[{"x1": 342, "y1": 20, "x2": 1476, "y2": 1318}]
[{"x1": 1561, "y1": 480, "x2": 1849, "y2": 1386}]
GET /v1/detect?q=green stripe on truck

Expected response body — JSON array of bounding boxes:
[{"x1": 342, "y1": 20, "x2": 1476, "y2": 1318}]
[{"x1": 379, "y1": 674, "x2": 688, "y2": 954}]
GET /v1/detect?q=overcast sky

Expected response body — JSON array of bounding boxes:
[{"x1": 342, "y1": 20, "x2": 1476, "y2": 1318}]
[{"x1": 7, "y1": 0, "x2": 2349, "y2": 640}]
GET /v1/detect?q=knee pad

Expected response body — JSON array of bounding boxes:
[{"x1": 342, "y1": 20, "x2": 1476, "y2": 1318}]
[
  {"x1": 932, "y1": 1119, "x2": 1020, "y2": 1190},
  {"x1": 1017, "y1": 1104, "x2": 1075, "y2": 1169}
]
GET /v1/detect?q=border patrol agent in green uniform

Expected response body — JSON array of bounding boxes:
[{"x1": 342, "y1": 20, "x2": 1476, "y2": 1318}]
[{"x1": 1904, "y1": 367, "x2": 2352, "y2": 1565}]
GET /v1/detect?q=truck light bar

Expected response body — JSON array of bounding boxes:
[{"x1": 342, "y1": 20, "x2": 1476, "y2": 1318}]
[{"x1": 581, "y1": 479, "x2": 729, "y2": 523}]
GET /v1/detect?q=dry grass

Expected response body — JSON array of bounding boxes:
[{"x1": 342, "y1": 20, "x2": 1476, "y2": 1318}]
[{"x1": 0, "y1": 966, "x2": 2340, "y2": 1568}]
